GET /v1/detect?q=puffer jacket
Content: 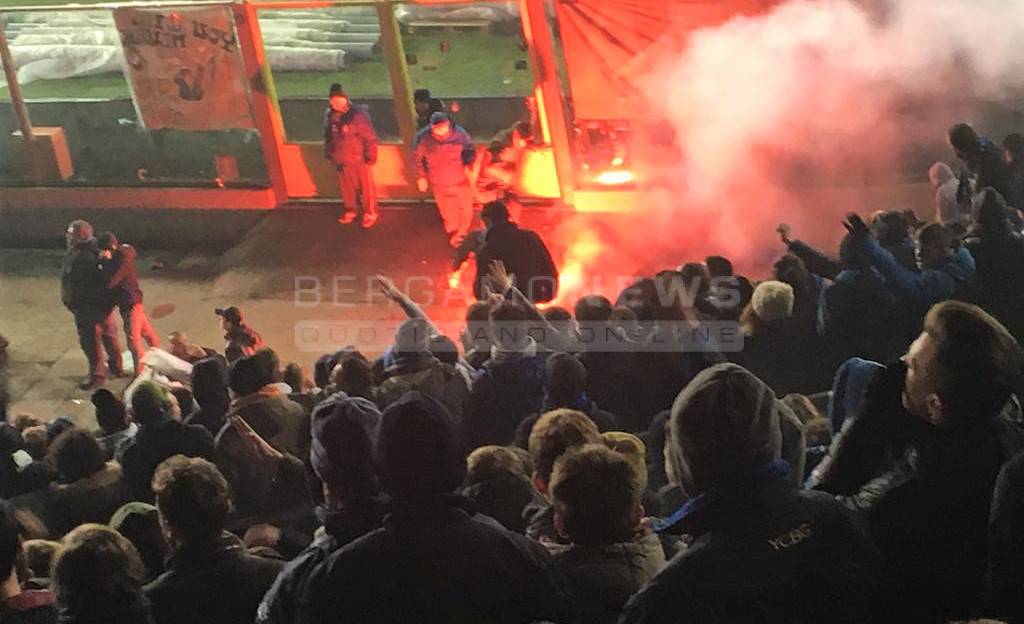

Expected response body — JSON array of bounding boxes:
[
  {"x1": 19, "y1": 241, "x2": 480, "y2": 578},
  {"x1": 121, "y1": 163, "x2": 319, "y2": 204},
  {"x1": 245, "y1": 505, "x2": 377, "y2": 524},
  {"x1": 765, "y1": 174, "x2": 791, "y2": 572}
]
[
  {"x1": 549, "y1": 532, "x2": 666, "y2": 624},
  {"x1": 413, "y1": 124, "x2": 476, "y2": 187},
  {"x1": 323, "y1": 105, "x2": 378, "y2": 167}
]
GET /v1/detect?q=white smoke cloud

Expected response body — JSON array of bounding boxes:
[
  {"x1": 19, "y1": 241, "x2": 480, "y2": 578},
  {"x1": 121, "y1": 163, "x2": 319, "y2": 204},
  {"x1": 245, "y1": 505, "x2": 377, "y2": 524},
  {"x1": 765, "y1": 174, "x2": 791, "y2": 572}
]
[{"x1": 554, "y1": 0, "x2": 1024, "y2": 298}]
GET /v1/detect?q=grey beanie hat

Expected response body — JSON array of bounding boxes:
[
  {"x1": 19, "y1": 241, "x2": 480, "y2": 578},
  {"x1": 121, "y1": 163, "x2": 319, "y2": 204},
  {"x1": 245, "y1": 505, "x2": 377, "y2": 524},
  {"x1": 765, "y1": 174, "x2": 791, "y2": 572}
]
[{"x1": 669, "y1": 363, "x2": 783, "y2": 494}]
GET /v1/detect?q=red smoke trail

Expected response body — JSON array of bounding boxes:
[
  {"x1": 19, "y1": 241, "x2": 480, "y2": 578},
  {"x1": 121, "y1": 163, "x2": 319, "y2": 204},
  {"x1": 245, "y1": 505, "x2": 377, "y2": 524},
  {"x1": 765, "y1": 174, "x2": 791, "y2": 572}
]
[{"x1": 547, "y1": 0, "x2": 1024, "y2": 305}]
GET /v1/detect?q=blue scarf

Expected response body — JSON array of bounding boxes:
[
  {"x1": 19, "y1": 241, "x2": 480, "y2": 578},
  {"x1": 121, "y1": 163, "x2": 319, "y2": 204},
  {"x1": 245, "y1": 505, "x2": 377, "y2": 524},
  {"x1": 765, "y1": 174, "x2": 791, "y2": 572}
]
[{"x1": 650, "y1": 459, "x2": 791, "y2": 533}]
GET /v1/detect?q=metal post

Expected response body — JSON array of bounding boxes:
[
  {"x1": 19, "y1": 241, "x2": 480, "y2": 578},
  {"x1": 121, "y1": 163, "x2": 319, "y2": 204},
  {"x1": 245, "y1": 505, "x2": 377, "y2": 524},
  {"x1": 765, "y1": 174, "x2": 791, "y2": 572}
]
[
  {"x1": 518, "y1": 0, "x2": 575, "y2": 206},
  {"x1": 376, "y1": 2, "x2": 416, "y2": 153},
  {"x1": 0, "y1": 12, "x2": 37, "y2": 179},
  {"x1": 233, "y1": 1, "x2": 289, "y2": 204}
]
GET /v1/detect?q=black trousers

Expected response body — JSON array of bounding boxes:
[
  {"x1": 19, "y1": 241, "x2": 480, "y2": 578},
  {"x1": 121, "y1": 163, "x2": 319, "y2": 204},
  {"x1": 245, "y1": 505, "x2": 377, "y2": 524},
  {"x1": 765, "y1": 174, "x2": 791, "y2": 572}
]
[{"x1": 74, "y1": 307, "x2": 123, "y2": 379}]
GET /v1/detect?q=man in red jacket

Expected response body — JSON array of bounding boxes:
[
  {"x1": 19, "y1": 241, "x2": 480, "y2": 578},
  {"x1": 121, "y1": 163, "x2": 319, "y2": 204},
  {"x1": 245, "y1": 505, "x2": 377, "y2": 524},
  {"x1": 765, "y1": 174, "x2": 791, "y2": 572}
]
[{"x1": 323, "y1": 86, "x2": 379, "y2": 228}]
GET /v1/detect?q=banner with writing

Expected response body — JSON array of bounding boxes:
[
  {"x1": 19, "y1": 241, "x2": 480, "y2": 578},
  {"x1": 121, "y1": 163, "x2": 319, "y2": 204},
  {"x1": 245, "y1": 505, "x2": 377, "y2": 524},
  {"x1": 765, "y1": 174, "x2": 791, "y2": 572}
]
[{"x1": 114, "y1": 7, "x2": 254, "y2": 130}]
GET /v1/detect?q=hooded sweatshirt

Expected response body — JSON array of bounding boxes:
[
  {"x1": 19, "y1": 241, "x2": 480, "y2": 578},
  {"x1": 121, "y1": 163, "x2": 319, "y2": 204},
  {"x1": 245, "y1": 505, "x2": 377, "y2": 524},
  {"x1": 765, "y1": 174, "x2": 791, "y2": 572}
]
[
  {"x1": 624, "y1": 364, "x2": 880, "y2": 624},
  {"x1": 930, "y1": 162, "x2": 966, "y2": 225}
]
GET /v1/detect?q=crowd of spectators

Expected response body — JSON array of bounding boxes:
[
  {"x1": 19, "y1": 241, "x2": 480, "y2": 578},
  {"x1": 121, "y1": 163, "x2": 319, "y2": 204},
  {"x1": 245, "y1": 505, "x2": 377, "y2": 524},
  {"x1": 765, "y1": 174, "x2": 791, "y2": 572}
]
[{"x1": 3, "y1": 121, "x2": 1024, "y2": 623}]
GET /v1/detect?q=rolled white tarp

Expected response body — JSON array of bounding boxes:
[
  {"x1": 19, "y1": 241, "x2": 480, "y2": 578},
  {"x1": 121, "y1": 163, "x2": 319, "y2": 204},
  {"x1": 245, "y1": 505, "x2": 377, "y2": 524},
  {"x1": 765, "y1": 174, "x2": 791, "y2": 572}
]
[
  {"x1": 265, "y1": 47, "x2": 346, "y2": 72},
  {"x1": 12, "y1": 31, "x2": 118, "y2": 47},
  {"x1": 395, "y1": 2, "x2": 519, "y2": 24},
  {"x1": 11, "y1": 44, "x2": 122, "y2": 83}
]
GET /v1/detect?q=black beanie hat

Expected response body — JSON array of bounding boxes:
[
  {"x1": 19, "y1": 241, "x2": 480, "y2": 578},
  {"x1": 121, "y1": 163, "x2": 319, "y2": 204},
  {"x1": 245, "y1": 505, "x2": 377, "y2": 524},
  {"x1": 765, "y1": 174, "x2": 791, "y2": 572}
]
[
  {"x1": 92, "y1": 388, "x2": 127, "y2": 433},
  {"x1": 377, "y1": 392, "x2": 465, "y2": 499}
]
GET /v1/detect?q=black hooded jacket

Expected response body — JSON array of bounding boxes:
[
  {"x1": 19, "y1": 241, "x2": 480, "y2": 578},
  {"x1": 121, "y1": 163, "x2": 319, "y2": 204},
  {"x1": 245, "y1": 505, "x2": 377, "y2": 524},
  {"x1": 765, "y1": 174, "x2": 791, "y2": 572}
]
[{"x1": 474, "y1": 222, "x2": 558, "y2": 303}]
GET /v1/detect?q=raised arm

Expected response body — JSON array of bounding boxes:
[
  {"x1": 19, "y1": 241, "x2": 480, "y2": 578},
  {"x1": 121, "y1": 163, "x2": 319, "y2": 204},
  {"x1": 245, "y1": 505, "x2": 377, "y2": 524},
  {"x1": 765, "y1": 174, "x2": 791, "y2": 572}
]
[{"x1": 376, "y1": 275, "x2": 439, "y2": 336}]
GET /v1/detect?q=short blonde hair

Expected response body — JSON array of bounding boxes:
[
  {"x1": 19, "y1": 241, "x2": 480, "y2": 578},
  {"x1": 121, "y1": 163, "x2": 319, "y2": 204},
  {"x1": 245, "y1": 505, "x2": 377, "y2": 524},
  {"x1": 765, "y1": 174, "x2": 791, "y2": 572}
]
[
  {"x1": 53, "y1": 524, "x2": 145, "y2": 612},
  {"x1": 528, "y1": 409, "x2": 601, "y2": 486}
]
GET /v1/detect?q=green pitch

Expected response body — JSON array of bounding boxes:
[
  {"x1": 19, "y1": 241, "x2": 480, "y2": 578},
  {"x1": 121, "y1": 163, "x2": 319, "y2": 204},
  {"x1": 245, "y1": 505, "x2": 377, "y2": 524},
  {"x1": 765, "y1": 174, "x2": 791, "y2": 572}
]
[{"x1": 1, "y1": 27, "x2": 533, "y2": 100}]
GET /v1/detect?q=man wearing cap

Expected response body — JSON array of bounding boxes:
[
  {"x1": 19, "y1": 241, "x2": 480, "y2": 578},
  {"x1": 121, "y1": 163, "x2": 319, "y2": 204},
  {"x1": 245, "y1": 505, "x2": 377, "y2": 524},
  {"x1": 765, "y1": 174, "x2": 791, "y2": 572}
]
[
  {"x1": 323, "y1": 86, "x2": 379, "y2": 228},
  {"x1": 414, "y1": 112, "x2": 477, "y2": 247},
  {"x1": 215, "y1": 306, "x2": 264, "y2": 364},
  {"x1": 620, "y1": 363, "x2": 880, "y2": 624},
  {"x1": 61, "y1": 219, "x2": 123, "y2": 390}
]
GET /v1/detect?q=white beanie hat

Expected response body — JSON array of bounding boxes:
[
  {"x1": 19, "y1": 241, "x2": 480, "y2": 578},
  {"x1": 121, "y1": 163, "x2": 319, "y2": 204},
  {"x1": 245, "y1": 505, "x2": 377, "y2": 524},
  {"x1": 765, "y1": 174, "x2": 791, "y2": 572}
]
[{"x1": 750, "y1": 280, "x2": 794, "y2": 323}]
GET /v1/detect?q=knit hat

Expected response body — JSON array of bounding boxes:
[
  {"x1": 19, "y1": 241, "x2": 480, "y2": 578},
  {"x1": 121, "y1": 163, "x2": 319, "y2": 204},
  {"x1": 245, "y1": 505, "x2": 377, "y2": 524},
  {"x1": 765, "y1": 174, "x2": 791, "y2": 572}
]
[
  {"x1": 669, "y1": 363, "x2": 782, "y2": 494},
  {"x1": 429, "y1": 112, "x2": 449, "y2": 126},
  {"x1": 0, "y1": 423, "x2": 21, "y2": 453},
  {"x1": 310, "y1": 397, "x2": 382, "y2": 488},
  {"x1": 92, "y1": 388, "x2": 127, "y2": 433},
  {"x1": 377, "y1": 392, "x2": 465, "y2": 499},
  {"x1": 130, "y1": 381, "x2": 169, "y2": 427},
  {"x1": 750, "y1": 280, "x2": 794, "y2": 322}
]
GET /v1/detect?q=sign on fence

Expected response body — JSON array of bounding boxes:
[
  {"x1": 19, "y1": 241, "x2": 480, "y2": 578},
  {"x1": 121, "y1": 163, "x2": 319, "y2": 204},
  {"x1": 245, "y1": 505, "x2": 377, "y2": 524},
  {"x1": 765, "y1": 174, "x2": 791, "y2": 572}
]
[{"x1": 114, "y1": 6, "x2": 255, "y2": 130}]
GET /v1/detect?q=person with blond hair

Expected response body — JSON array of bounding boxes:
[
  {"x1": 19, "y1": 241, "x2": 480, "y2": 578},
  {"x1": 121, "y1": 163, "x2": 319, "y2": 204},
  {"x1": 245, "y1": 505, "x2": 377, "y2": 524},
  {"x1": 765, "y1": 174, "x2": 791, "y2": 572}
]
[{"x1": 51, "y1": 524, "x2": 153, "y2": 623}]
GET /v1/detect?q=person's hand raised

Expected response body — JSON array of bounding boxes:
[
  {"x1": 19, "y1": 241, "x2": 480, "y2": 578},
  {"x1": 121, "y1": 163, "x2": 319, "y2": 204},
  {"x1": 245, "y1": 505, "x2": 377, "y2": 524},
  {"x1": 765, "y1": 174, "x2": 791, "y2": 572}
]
[
  {"x1": 489, "y1": 260, "x2": 515, "y2": 294},
  {"x1": 776, "y1": 223, "x2": 792, "y2": 245},
  {"x1": 843, "y1": 213, "x2": 871, "y2": 239},
  {"x1": 374, "y1": 275, "x2": 402, "y2": 303}
]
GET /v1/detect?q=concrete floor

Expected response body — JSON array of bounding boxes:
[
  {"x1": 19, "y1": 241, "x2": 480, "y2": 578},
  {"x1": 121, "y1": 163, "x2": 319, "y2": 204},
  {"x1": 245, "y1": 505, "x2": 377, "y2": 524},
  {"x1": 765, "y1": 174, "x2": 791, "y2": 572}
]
[{"x1": 0, "y1": 207, "x2": 484, "y2": 428}]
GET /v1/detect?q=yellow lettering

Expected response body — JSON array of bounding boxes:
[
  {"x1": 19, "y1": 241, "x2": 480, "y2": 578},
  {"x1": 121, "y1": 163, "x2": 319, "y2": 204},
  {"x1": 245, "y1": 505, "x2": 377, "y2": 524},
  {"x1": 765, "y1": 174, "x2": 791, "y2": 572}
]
[{"x1": 767, "y1": 523, "x2": 814, "y2": 551}]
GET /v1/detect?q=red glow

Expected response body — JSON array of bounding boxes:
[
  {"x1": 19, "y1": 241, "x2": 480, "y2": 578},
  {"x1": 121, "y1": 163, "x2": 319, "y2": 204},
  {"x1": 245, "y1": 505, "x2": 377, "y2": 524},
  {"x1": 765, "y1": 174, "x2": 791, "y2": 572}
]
[{"x1": 551, "y1": 228, "x2": 604, "y2": 306}]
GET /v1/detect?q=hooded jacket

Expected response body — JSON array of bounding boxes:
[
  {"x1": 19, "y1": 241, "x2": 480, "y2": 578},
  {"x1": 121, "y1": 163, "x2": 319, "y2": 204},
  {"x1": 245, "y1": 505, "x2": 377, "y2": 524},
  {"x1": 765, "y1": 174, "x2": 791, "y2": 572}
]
[
  {"x1": 624, "y1": 364, "x2": 881, "y2": 624},
  {"x1": 323, "y1": 105, "x2": 378, "y2": 167},
  {"x1": 413, "y1": 124, "x2": 476, "y2": 187},
  {"x1": 256, "y1": 503, "x2": 384, "y2": 624},
  {"x1": 473, "y1": 222, "x2": 559, "y2": 304}
]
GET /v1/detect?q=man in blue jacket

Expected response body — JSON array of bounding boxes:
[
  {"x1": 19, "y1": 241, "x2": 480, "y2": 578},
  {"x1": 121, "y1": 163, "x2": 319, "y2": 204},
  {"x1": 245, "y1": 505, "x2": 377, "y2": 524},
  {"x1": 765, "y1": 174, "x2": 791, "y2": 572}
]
[
  {"x1": 846, "y1": 215, "x2": 974, "y2": 328},
  {"x1": 414, "y1": 112, "x2": 477, "y2": 247},
  {"x1": 324, "y1": 86, "x2": 379, "y2": 228}
]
